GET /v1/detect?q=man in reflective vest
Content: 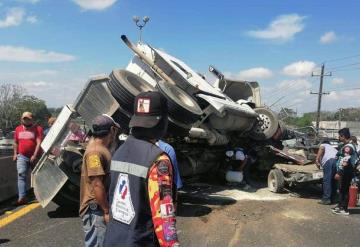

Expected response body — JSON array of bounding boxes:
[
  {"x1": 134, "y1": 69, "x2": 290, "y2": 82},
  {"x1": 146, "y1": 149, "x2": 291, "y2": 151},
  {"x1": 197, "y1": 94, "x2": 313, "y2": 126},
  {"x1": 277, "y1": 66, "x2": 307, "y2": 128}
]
[{"x1": 104, "y1": 91, "x2": 179, "y2": 247}]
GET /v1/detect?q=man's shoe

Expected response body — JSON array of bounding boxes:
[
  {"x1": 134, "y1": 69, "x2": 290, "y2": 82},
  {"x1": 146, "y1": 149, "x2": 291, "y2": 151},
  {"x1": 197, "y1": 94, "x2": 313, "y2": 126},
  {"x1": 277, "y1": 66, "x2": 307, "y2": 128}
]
[
  {"x1": 333, "y1": 209, "x2": 349, "y2": 216},
  {"x1": 12, "y1": 198, "x2": 28, "y2": 206},
  {"x1": 318, "y1": 199, "x2": 331, "y2": 205},
  {"x1": 331, "y1": 206, "x2": 340, "y2": 212}
]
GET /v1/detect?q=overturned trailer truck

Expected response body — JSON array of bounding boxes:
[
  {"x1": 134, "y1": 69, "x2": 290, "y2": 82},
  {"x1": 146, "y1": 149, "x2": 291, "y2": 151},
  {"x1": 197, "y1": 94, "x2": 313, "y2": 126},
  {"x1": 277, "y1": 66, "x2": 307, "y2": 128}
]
[{"x1": 32, "y1": 35, "x2": 287, "y2": 208}]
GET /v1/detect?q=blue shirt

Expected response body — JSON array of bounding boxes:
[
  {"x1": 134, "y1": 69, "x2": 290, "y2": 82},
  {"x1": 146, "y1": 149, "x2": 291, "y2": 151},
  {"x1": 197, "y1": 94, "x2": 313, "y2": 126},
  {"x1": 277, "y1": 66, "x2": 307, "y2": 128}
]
[{"x1": 157, "y1": 140, "x2": 183, "y2": 189}]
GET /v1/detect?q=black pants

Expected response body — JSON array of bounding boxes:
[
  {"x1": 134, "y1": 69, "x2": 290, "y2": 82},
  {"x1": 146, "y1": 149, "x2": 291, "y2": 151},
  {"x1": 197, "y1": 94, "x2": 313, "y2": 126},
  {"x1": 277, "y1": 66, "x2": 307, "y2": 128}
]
[{"x1": 338, "y1": 167, "x2": 354, "y2": 210}]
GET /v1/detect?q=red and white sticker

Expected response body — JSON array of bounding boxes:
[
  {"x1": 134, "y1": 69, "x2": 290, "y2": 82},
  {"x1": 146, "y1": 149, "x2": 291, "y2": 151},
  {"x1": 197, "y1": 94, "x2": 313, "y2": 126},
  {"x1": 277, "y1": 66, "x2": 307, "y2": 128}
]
[
  {"x1": 160, "y1": 202, "x2": 175, "y2": 218},
  {"x1": 137, "y1": 98, "x2": 150, "y2": 113}
]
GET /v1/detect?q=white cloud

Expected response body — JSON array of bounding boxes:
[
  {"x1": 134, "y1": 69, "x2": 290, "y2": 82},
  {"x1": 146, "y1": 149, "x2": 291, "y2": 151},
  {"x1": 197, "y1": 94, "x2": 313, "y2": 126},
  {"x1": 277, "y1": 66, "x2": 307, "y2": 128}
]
[
  {"x1": 25, "y1": 81, "x2": 51, "y2": 87},
  {"x1": 332, "y1": 77, "x2": 344, "y2": 84},
  {"x1": 22, "y1": 81, "x2": 54, "y2": 93},
  {"x1": 237, "y1": 67, "x2": 273, "y2": 80},
  {"x1": 72, "y1": 0, "x2": 118, "y2": 10},
  {"x1": 264, "y1": 79, "x2": 314, "y2": 111},
  {"x1": 282, "y1": 60, "x2": 316, "y2": 77},
  {"x1": 327, "y1": 90, "x2": 358, "y2": 101},
  {"x1": 247, "y1": 14, "x2": 306, "y2": 42},
  {"x1": 0, "y1": 8, "x2": 25, "y2": 28},
  {"x1": 26, "y1": 15, "x2": 38, "y2": 24},
  {"x1": 277, "y1": 79, "x2": 312, "y2": 91},
  {"x1": 0, "y1": 46, "x2": 76, "y2": 63},
  {"x1": 320, "y1": 31, "x2": 337, "y2": 44}
]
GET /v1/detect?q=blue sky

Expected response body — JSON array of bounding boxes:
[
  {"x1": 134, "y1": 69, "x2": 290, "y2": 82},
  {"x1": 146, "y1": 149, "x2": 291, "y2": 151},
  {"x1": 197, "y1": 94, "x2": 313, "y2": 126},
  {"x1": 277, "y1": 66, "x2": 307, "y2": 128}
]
[{"x1": 0, "y1": 0, "x2": 359, "y2": 113}]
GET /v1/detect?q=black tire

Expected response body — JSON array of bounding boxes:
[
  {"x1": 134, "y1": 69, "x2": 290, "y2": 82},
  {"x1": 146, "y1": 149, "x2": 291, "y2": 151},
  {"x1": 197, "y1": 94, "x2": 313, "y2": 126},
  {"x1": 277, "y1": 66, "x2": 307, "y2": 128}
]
[
  {"x1": 156, "y1": 80, "x2": 203, "y2": 126},
  {"x1": 166, "y1": 120, "x2": 190, "y2": 137},
  {"x1": 268, "y1": 168, "x2": 285, "y2": 193},
  {"x1": 107, "y1": 69, "x2": 154, "y2": 112},
  {"x1": 52, "y1": 181, "x2": 80, "y2": 210},
  {"x1": 250, "y1": 107, "x2": 279, "y2": 140},
  {"x1": 111, "y1": 109, "x2": 131, "y2": 134}
]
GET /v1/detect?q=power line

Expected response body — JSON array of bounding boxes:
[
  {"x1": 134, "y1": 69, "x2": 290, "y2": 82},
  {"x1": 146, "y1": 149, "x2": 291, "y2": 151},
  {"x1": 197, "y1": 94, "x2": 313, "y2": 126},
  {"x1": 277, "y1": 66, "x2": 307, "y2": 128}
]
[
  {"x1": 328, "y1": 87, "x2": 360, "y2": 92},
  {"x1": 330, "y1": 66, "x2": 360, "y2": 73},
  {"x1": 324, "y1": 54, "x2": 360, "y2": 64},
  {"x1": 328, "y1": 61, "x2": 360, "y2": 70},
  {"x1": 267, "y1": 78, "x2": 315, "y2": 100}
]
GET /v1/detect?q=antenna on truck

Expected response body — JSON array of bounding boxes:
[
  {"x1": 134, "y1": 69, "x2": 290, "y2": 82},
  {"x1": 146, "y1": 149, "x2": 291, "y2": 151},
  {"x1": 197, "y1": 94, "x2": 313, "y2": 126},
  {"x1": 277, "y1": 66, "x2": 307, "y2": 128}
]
[{"x1": 132, "y1": 15, "x2": 150, "y2": 43}]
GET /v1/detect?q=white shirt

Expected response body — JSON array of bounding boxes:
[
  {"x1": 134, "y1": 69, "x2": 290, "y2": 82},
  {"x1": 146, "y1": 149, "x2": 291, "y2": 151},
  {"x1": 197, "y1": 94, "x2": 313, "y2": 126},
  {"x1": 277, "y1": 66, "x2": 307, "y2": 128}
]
[
  {"x1": 320, "y1": 143, "x2": 337, "y2": 166},
  {"x1": 225, "y1": 149, "x2": 246, "y2": 161},
  {"x1": 235, "y1": 150, "x2": 246, "y2": 161}
]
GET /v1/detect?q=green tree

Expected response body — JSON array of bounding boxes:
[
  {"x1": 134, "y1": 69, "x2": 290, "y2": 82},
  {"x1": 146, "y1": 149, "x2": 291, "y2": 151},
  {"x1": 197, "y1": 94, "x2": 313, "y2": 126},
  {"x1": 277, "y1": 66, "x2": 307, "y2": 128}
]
[
  {"x1": 0, "y1": 83, "x2": 50, "y2": 131},
  {"x1": 15, "y1": 95, "x2": 51, "y2": 127},
  {"x1": 0, "y1": 84, "x2": 25, "y2": 131}
]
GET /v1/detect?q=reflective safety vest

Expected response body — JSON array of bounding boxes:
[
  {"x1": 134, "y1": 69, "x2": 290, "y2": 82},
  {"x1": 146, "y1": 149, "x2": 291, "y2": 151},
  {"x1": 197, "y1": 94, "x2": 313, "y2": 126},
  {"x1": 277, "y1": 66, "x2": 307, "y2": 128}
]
[{"x1": 104, "y1": 136, "x2": 164, "y2": 247}]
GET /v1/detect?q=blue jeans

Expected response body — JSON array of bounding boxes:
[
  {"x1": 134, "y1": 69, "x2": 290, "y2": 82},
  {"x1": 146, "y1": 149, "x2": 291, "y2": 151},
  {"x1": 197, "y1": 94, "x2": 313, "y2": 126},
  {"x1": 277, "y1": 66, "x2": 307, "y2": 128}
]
[
  {"x1": 16, "y1": 154, "x2": 30, "y2": 200},
  {"x1": 322, "y1": 158, "x2": 337, "y2": 201},
  {"x1": 81, "y1": 207, "x2": 106, "y2": 247}
]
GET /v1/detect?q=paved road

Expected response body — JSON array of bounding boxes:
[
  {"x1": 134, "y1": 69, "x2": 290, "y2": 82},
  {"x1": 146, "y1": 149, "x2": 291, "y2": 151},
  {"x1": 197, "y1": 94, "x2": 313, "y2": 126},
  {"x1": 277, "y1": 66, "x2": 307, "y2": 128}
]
[{"x1": 1, "y1": 183, "x2": 360, "y2": 247}]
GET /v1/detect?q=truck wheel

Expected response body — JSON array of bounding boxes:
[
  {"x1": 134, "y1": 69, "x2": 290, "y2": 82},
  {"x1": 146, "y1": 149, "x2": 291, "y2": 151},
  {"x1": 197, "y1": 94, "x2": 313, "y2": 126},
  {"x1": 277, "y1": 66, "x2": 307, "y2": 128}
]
[
  {"x1": 156, "y1": 80, "x2": 203, "y2": 126},
  {"x1": 52, "y1": 181, "x2": 80, "y2": 210},
  {"x1": 250, "y1": 107, "x2": 279, "y2": 140},
  {"x1": 107, "y1": 69, "x2": 154, "y2": 113},
  {"x1": 268, "y1": 169, "x2": 285, "y2": 193}
]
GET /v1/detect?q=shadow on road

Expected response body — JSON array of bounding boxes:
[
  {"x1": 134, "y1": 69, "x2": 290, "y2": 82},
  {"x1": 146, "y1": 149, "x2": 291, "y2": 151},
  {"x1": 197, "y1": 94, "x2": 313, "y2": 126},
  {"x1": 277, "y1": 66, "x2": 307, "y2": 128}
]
[
  {"x1": 47, "y1": 206, "x2": 78, "y2": 219},
  {"x1": 0, "y1": 190, "x2": 37, "y2": 216},
  {"x1": 177, "y1": 203, "x2": 212, "y2": 217},
  {"x1": 176, "y1": 184, "x2": 237, "y2": 217},
  {"x1": 286, "y1": 184, "x2": 323, "y2": 200},
  {"x1": 0, "y1": 239, "x2": 10, "y2": 245}
]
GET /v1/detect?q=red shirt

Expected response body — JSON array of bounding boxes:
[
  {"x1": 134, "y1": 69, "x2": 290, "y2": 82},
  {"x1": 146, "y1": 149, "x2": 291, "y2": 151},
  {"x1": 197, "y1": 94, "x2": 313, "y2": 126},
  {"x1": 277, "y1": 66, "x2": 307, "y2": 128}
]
[{"x1": 14, "y1": 125, "x2": 43, "y2": 158}]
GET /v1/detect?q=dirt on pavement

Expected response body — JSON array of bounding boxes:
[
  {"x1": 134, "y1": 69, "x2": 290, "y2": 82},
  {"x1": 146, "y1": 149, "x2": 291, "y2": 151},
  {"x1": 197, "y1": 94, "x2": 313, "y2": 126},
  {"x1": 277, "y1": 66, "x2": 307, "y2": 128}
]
[{"x1": 176, "y1": 183, "x2": 360, "y2": 247}]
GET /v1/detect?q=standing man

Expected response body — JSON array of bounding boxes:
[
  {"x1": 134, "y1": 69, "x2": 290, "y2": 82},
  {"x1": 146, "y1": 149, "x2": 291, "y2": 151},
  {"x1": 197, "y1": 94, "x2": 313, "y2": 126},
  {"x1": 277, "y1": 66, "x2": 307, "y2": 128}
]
[
  {"x1": 104, "y1": 91, "x2": 179, "y2": 247},
  {"x1": 44, "y1": 117, "x2": 56, "y2": 136},
  {"x1": 79, "y1": 114, "x2": 120, "y2": 247},
  {"x1": 316, "y1": 140, "x2": 338, "y2": 205},
  {"x1": 13, "y1": 112, "x2": 43, "y2": 205},
  {"x1": 332, "y1": 128, "x2": 357, "y2": 215}
]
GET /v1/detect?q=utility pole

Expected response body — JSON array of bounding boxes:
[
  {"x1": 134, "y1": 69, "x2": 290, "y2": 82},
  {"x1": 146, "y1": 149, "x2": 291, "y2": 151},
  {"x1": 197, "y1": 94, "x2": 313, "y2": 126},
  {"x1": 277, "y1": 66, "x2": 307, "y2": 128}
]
[
  {"x1": 311, "y1": 63, "x2": 331, "y2": 131},
  {"x1": 338, "y1": 108, "x2": 343, "y2": 129}
]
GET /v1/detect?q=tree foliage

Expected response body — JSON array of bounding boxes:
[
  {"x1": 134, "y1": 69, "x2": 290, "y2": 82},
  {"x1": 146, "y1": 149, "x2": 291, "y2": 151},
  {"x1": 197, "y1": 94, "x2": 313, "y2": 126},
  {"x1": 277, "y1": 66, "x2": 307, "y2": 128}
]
[
  {"x1": 280, "y1": 107, "x2": 360, "y2": 128},
  {"x1": 0, "y1": 83, "x2": 50, "y2": 132}
]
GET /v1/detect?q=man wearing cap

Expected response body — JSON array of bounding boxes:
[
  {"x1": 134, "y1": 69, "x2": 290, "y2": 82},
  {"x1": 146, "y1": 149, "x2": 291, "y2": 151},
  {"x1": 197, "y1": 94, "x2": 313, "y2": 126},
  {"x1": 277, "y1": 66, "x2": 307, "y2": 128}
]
[
  {"x1": 332, "y1": 128, "x2": 357, "y2": 215},
  {"x1": 13, "y1": 112, "x2": 43, "y2": 205},
  {"x1": 104, "y1": 91, "x2": 179, "y2": 247},
  {"x1": 79, "y1": 114, "x2": 120, "y2": 247}
]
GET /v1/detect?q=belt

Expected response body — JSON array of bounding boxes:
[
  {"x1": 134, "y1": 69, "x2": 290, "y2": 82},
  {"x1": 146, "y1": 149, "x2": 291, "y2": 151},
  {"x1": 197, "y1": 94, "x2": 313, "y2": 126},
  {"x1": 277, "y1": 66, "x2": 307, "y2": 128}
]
[{"x1": 89, "y1": 202, "x2": 99, "y2": 211}]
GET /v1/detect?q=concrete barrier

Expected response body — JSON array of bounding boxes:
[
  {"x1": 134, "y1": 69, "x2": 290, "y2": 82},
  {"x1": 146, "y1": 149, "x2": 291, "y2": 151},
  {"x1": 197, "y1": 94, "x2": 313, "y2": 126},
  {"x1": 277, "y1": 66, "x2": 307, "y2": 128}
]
[
  {"x1": 0, "y1": 155, "x2": 31, "y2": 202},
  {"x1": 0, "y1": 155, "x2": 18, "y2": 202}
]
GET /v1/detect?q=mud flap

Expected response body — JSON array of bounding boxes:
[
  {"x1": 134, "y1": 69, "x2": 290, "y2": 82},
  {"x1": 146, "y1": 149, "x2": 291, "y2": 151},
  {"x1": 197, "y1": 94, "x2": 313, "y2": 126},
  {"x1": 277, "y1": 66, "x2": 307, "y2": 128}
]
[{"x1": 32, "y1": 156, "x2": 68, "y2": 208}]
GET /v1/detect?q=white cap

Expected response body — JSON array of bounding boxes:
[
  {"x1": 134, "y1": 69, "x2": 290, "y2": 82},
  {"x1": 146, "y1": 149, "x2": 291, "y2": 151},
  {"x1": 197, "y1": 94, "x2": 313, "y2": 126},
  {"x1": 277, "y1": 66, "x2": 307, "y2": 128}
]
[{"x1": 225, "y1": 150, "x2": 234, "y2": 158}]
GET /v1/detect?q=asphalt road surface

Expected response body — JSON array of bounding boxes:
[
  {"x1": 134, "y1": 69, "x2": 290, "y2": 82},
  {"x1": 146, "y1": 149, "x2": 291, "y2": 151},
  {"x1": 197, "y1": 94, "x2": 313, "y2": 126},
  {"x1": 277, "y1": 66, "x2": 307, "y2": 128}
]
[{"x1": 1, "y1": 183, "x2": 360, "y2": 247}]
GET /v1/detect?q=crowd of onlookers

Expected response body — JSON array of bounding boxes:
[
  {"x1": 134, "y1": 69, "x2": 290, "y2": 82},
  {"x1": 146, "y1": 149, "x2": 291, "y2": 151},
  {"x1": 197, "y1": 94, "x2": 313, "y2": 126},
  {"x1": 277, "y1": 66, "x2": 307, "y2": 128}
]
[
  {"x1": 316, "y1": 128, "x2": 360, "y2": 215},
  {"x1": 12, "y1": 92, "x2": 181, "y2": 247},
  {"x1": 10, "y1": 105, "x2": 360, "y2": 246}
]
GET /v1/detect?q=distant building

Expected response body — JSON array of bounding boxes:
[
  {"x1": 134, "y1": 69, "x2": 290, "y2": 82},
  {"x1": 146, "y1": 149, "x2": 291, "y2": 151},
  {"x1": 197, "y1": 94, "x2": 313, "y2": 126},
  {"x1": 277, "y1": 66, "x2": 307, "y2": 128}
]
[{"x1": 313, "y1": 121, "x2": 360, "y2": 139}]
